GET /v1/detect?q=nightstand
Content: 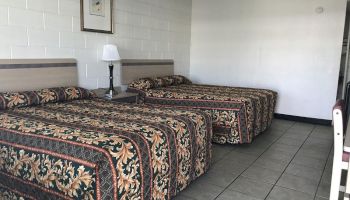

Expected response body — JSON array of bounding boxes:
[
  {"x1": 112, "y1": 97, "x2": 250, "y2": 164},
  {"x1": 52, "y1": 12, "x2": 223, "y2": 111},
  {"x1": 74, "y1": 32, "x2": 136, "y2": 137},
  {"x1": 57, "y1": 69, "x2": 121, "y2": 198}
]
[{"x1": 93, "y1": 88, "x2": 139, "y2": 103}]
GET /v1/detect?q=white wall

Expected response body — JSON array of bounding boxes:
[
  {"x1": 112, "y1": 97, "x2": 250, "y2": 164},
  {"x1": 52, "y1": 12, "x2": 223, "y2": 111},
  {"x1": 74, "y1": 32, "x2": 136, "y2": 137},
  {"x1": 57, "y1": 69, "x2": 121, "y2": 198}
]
[
  {"x1": 190, "y1": 0, "x2": 347, "y2": 120},
  {"x1": 0, "y1": 0, "x2": 192, "y2": 89},
  {"x1": 1, "y1": 0, "x2": 346, "y2": 120}
]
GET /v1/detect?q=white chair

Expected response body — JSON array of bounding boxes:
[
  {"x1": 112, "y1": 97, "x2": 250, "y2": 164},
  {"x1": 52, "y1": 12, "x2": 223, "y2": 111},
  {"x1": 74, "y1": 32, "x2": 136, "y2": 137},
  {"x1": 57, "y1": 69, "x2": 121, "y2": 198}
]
[{"x1": 330, "y1": 99, "x2": 350, "y2": 200}]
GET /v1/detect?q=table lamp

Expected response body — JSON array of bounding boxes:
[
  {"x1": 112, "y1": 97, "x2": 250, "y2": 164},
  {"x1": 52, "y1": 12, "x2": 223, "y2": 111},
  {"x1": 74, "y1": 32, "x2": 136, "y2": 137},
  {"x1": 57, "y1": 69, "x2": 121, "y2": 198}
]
[{"x1": 102, "y1": 44, "x2": 120, "y2": 97}]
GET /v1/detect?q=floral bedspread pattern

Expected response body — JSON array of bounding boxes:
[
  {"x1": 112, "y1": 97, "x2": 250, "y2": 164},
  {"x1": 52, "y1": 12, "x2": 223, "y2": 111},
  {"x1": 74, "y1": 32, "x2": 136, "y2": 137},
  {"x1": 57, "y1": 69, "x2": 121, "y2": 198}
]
[
  {"x1": 0, "y1": 98, "x2": 212, "y2": 200},
  {"x1": 128, "y1": 82, "x2": 277, "y2": 144},
  {"x1": 0, "y1": 86, "x2": 94, "y2": 110}
]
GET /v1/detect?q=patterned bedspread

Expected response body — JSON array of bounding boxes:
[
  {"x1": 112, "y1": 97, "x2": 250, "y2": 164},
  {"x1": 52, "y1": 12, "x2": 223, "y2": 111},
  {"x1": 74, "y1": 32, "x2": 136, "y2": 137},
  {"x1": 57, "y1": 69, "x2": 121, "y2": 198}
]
[
  {"x1": 0, "y1": 87, "x2": 212, "y2": 200},
  {"x1": 128, "y1": 76, "x2": 277, "y2": 144}
]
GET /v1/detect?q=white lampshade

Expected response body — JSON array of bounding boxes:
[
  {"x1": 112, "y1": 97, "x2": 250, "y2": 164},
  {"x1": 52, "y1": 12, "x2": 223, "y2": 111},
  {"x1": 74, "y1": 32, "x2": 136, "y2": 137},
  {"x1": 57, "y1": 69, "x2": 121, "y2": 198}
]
[{"x1": 102, "y1": 44, "x2": 120, "y2": 61}]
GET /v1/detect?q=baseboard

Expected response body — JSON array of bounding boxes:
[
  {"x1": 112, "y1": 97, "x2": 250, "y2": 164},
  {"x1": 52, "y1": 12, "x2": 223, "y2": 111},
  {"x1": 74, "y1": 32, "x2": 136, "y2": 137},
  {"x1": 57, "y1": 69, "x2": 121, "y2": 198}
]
[{"x1": 274, "y1": 113, "x2": 332, "y2": 126}]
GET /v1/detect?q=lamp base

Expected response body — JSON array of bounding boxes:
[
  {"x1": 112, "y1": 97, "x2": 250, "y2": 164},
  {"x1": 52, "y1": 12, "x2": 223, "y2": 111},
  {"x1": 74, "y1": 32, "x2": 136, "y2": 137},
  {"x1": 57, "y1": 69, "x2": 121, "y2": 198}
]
[
  {"x1": 105, "y1": 89, "x2": 118, "y2": 99},
  {"x1": 105, "y1": 63, "x2": 117, "y2": 99}
]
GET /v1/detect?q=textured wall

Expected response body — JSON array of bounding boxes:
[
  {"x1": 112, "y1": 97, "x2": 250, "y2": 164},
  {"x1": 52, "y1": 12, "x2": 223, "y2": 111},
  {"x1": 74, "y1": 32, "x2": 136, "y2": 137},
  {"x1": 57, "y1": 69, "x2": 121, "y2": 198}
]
[
  {"x1": 0, "y1": 0, "x2": 192, "y2": 89},
  {"x1": 190, "y1": 0, "x2": 347, "y2": 120}
]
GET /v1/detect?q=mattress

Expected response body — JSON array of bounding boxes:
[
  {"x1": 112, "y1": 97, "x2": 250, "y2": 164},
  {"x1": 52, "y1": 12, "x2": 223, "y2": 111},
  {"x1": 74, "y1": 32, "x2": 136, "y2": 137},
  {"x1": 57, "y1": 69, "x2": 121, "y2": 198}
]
[
  {"x1": 0, "y1": 87, "x2": 212, "y2": 200},
  {"x1": 128, "y1": 77, "x2": 277, "y2": 144}
]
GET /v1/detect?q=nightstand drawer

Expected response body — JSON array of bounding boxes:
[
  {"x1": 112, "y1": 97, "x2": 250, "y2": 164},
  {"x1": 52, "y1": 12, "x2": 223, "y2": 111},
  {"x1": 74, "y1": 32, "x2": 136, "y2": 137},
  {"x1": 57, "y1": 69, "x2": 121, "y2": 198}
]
[
  {"x1": 112, "y1": 96, "x2": 138, "y2": 103},
  {"x1": 92, "y1": 88, "x2": 139, "y2": 103}
]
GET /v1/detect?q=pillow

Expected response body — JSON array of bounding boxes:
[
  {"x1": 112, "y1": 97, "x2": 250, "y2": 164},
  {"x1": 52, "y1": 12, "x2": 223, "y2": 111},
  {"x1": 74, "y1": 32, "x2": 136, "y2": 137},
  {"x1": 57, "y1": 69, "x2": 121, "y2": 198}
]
[
  {"x1": 163, "y1": 75, "x2": 192, "y2": 85},
  {"x1": 128, "y1": 75, "x2": 192, "y2": 90},
  {"x1": 152, "y1": 77, "x2": 168, "y2": 88},
  {"x1": 152, "y1": 75, "x2": 192, "y2": 87},
  {"x1": 161, "y1": 76, "x2": 176, "y2": 86},
  {"x1": 0, "y1": 87, "x2": 93, "y2": 110},
  {"x1": 128, "y1": 78, "x2": 155, "y2": 90}
]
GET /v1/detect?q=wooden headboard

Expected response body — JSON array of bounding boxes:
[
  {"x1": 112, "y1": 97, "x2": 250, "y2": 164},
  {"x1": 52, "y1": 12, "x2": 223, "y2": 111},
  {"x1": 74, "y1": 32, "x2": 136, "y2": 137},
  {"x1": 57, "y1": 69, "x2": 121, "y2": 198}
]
[
  {"x1": 0, "y1": 59, "x2": 78, "y2": 92},
  {"x1": 120, "y1": 59, "x2": 174, "y2": 84}
]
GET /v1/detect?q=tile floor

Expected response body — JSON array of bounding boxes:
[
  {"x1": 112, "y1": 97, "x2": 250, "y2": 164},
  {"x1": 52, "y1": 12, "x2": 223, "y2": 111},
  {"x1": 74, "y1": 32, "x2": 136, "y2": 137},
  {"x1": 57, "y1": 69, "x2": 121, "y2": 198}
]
[{"x1": 174, "y1": 119, "x2": 335, "y2": 200}]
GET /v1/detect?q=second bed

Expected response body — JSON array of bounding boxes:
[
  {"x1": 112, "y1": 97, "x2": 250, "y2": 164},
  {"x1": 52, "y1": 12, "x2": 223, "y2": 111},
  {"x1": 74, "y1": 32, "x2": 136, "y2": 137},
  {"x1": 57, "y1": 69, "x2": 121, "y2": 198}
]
[{"x1": 123, "y1": 60, "x2": 277, "y2": 144}]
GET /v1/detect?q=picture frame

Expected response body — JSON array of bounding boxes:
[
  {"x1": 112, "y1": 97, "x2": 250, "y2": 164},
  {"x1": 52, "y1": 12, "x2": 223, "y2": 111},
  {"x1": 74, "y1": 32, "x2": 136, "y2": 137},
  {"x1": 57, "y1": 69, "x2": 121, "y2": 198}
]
[{"x1": 80, "y1": 0, "x2": 113, "y2": 34}]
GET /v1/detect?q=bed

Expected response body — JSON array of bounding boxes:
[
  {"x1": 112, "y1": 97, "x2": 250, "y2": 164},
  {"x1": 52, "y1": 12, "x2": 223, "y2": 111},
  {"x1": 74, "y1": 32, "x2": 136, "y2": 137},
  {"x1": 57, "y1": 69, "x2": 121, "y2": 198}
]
[
  {"x1": 0, "y1": 59, "x2": 212, "y2": 200},
  {"x1": 123, "y1": 60, "x2": 277, "y2": 144}
]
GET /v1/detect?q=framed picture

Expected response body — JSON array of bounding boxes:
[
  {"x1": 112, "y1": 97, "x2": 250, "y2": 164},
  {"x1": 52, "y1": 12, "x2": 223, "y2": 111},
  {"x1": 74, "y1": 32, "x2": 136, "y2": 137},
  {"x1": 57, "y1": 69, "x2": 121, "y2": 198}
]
[{"x1": 81, "y1": 0, "x2": 113, "y2": 34}]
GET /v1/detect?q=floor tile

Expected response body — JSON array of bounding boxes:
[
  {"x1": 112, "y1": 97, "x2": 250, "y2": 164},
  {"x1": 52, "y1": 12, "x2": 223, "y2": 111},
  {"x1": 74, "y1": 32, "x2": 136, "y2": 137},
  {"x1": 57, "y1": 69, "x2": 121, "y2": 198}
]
[
  {"x1": 228, "y1": 176, "x2": 273, "y2": 199},
  {"x1": 314, "y1": 197, "x2": 328, "y2": 200},
  {"x1": 174, "y1": 119, "x2": 333, "y2": 200},
  {"x1": 252, "y1": 157, "x2": 289, "y2": 172},
  {"x1": 179, "y1": 181, "x2": 224, "y2": 200},
  {"x1": 266, "y1": 128, "x2": 287, "y2": 137},
  {"x1": 300, "y1": 144, "x2": 331, "y2": 155},
  {"x1": 212, "y1": 144, "x2": 234, "y2": 163},
  {"x1": 282, "y1": 136, "x2": 309, "y2": 144},
  {"x1": 276, "y1": 173, "x2": 319, "y2": 195},
  {"x1": 304, "y1": 137, "x2": 332, "y2": 147},
  {"x1": 276, "y1": 137, "x2": 305, "y2": 147},
  {"x1": 222, "y1": 151, "x2": 258, "y2": 166},
  {"x1": 264, "y1": 148, "x2": 296, "y2": 156},
  {"x1": 310, "y1": 126, "x2": 333, "y2": 140},
  {"x1": 316, "y1": 181, "x2": 330, "y2": 199},
  {"x1": 260, "y1": 130, "x2": 282, "y2": 139},
  {"x1": 233, "y1": 145, "x2": 266, "y2": 156},
  {"x1": 292, "y1": 154, "x2": 327, "y2": 170},
  {"x1": 326, "y1": 157, "x2": 333, "y2": 170},
  {"x1": 260, "y1": 149, "x2": 294, "y2": 162},
  {"x1": 173, "y1": 194, "x2": 196, "y2": 200},
  {"x1": 291, "y1": 122, "x2": 315, "y2": 132},
  {"x1": 199, "y1": 169, "x2": 240, "y2": 188},
  {"x1": 322, "y1": 160, "x2": 334, "y2": 172},
  {"x1": 241, "y1": 166, "x2": 282, "y2": 184},
  {"x1": 270, "y1": 119, "x2": 294, "y2": 131},
  {"x1": 213, "y1": 157, "x2": 250, "y2": 174},
  {"x1": 267, "y1": 186, "x2": 314, "y2": 200},
  {"x1": 285, "y1": 163, "x2": 323, "y2": 181},
  {"x1": 296, "y1": 148, "x2": 329, "y2": 161},
  {"x1": 282, "y1": 131, "x2": 310, "y2": 141},
  {"x1": 216, "y1": 190, "x2": 261, "y2": 200},
  {"x1": 285, "y1": 128, "x2": 311, "y2": 135},
  {"x1": 250, "y1": 138, "x2": 275, "y2": 149},
  {"x1": 269, "y1": 143, "x2": 300, "y2": 154},
  {"x1": 320, "y1": 169, "x2": 332, "y2": 184},
  {"x1": 310, "y1": 131, "x2": 333, "y2": 140},
  {"x1": 314, "y1": 125, "x2": 333, "y2": 132}
]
